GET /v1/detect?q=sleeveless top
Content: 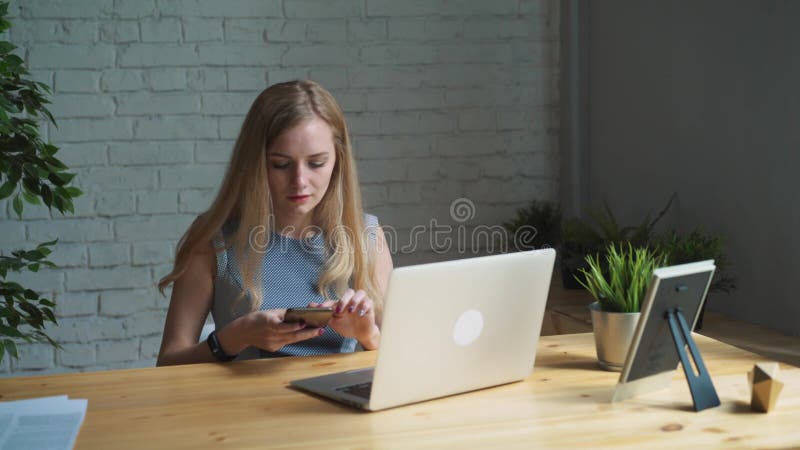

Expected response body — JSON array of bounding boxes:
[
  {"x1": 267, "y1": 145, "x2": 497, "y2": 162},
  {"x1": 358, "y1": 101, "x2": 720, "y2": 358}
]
[{"x1": 211, "y1": 214, "x2": 379, "y2": 360}]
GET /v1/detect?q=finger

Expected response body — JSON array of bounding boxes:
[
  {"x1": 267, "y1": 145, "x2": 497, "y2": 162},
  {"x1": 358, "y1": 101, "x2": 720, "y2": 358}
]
[
  {"x1": 334, "y1": 289, "x2": 355, "y2": 316},
  {"x1": 356, "y1": 298, "x2": 373, "y2": 317},
  {"x1": 274, "y1": 320, "x2": 308, "y2": 333},
  {"x1": 347, "y1": 290, "x2": 367, "y2": 314},
  {"x1": 286, "y1": 327, "x2": 326, "y2": 344}
]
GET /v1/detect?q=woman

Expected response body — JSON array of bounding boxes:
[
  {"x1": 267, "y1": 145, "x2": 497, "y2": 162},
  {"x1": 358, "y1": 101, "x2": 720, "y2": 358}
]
[{"x1": 156, "y1": 81, "x2": 393, "y2": 366}]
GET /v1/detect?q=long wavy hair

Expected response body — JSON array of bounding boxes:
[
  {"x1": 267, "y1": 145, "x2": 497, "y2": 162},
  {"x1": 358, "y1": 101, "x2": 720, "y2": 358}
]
[{"x1": 158, "y1": 80, "x2": 380, "y2": 315}]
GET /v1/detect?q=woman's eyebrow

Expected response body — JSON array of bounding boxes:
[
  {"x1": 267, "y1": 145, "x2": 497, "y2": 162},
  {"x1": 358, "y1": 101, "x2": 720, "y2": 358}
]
[{"x1": 268, "y1": 152, "x2": 329, "y2": 158}]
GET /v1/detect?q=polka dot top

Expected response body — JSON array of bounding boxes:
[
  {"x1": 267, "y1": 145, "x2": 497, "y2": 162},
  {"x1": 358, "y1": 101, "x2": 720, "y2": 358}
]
[{"x1": 210, "y1": 214, "x2": 379, "y2": 360}]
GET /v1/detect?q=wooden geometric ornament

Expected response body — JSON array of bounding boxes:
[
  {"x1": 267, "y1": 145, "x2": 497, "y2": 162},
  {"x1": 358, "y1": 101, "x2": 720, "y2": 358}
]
[{"x1": 747, "y1": 362, "x2": 784, "y2": 413}]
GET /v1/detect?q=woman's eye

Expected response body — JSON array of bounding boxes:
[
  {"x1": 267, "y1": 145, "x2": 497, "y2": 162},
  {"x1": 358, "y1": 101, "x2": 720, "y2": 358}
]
[
  {"x1": 272, "y1": 162, "x2": 290, "y2": 170},
  {"x1": 308, "y1": 161, "x2": 326, "y2": 168}
]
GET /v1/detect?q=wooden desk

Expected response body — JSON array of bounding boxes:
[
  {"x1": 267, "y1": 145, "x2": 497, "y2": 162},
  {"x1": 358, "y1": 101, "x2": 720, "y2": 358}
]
[{"x1": 1, "y1": 334, "x2": 798, "y2": 449}]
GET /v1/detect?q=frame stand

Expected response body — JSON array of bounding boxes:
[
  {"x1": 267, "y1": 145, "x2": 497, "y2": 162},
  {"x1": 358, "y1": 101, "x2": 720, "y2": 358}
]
[{"x1": 665, "y1": 308, "x2": 720, "y2": 411}]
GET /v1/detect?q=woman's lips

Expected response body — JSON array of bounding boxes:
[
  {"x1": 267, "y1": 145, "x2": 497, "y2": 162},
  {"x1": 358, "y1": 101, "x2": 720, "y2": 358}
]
[{"x1": 287, "y1": 195, "x2": 311, "y2": 203}]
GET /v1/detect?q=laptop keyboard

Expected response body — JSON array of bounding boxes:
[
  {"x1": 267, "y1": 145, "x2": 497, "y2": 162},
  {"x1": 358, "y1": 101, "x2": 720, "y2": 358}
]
[{"x1": 335, "y1": 382, "x2": 373, "y2": 399}]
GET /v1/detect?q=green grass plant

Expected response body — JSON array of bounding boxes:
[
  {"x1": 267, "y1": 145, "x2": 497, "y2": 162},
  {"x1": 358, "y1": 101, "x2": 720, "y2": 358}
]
[{"x1": 577, "y1": 243, "x2": 667, "y2": 313}]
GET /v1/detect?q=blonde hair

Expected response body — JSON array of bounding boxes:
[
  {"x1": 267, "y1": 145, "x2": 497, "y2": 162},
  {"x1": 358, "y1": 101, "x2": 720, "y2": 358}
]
[{"x1": 158, "y1": 80, "x2": 380, "y2": 316}]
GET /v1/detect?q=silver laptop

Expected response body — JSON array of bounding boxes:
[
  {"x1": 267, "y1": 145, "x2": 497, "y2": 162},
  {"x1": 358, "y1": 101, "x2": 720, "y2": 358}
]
[{"x1": 290, "y1": 249, "x2": 555, "y2": 411}]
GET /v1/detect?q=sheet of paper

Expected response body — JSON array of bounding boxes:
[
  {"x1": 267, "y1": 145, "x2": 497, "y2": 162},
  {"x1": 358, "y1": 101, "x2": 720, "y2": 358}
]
[{"x1": 0, "y1": 396, "x2": 87, "y2": 450}]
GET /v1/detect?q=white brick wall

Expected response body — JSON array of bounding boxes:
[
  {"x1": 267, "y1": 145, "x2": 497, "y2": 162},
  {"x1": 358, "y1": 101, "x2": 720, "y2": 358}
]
[{"x1": 4, "y1": 0, "x2": 560, "y2": 375}]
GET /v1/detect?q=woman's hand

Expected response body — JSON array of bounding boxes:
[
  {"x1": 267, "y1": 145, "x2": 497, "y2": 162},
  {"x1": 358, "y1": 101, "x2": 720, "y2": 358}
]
[
  {"x1": 309, "y1": 289, "x2": 380, "y2": 350},
  {"x1": 218, "y1": 309, "x2": 325, "y2": 354}
]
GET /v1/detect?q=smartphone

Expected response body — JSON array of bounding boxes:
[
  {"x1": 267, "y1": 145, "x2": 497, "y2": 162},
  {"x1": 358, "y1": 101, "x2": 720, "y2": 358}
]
[{"x1": 284, "y1": 307, "x2": 334, "y2": 328}]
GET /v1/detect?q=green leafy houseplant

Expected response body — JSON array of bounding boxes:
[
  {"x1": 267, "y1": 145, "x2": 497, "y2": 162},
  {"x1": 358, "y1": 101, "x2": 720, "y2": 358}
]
[
  {"x1": 577, "y1": 243, "x2": 668, "y2": 313},
  {"x1": 502, "y1": 200, "x2": 562, "y2": 251},
  {"x1": 0, "y1": 1, "x2": 81, "y2": 362},
  {"x1": 560, "y1": 196, "x2": 675, "y2": 289},
  {"x1": 658, "y1": 228, "x2": 736, "y2": 294}
]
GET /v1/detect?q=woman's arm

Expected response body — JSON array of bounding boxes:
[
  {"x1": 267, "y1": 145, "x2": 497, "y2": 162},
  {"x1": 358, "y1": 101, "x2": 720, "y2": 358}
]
[
  {"x1": 156, "y1": 242, "x2": 219, "y2": 366},
  {"x1": 157, "y1": 242, "x2": 327, "y2": 366}
]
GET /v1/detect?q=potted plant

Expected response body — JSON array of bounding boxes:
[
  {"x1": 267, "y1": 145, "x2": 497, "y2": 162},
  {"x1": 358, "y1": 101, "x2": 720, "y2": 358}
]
[
  {"x1": 0, "y1": 1, "x2": 81, "y2": 363},
  {"x1": 578, "y1": 243, "x2": 667, "y2": 371},
  {"x1": 502, "y1": 199, "x2": 562, "y2": 252},
  {"x1": 560, "y1": 195, "x2": 674, "y2": 290},
  {"x1": 657, "y1": 228, "x2": 736, "y2": 329}
]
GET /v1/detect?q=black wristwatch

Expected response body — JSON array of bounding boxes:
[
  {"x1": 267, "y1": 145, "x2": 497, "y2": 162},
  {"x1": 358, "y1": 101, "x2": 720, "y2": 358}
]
[{"x1": 207, "y1": 330, "x2": 238, "y2": 362}]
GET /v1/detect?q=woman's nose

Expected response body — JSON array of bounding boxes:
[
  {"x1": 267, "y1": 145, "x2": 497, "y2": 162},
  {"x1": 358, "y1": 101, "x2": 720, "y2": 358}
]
[{"x1": 291, "y1": 165, "x2": 308, "y2": 188}]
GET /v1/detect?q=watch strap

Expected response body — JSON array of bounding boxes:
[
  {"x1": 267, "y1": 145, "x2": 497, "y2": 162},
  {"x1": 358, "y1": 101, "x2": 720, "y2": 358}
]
[{"x1": 207, "y1": 330, "x2": 237, "y2": 362}]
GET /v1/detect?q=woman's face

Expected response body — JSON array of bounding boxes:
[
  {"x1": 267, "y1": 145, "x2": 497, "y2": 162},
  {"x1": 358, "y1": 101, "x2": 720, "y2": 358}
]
[{"x1": 266, "y1": 117, "x2": 337, "y2": 230}]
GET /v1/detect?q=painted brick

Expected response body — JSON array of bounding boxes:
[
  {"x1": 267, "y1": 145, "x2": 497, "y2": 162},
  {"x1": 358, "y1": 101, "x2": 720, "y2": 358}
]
[
  {"x1": 366, "y1": 0, "x2": 442, "y2": 17},
  {"x1": 132, "y1": 241, "x2": 174, "y2": 266},
  {"x1": 28, "y1": 218, "x2": 113, "y2": 242},
  {"x1": 286, "y1": 0, "x2": 361, "y2": 18},
  {"x1": 117, "y1": 92, "x2": 200, "y2": 115},
  {"x1": 145, "y1": 68, "x2": 188, "y2": 91},
  {"x1": 0, "y1": 222, "x2": 25, "y2": 245},
  {"x1": 356, "y1": 159, "x2": 406, "y2": 183},
  {"x1": 49, "y1": 243, "x2": 88, "y2": 268},
  {"x1": 352, "y1": 136, "x2": 432, "y2": 159},
  {"x1": 283, "y1": 45, "x2": 358, "y2": 66},
  {"x1": 140, "y1": 18, "x2": 181, "y2": 42},
  {"x1": 224, "y1": 19, "x2": 271, "y2": 42},
  {"x1": 54, "y1": 292, "x2": 98, "y2": 317},
  {"x1": 140, "y1": 336, "x2": 162, "y2": 360},
  {"x1": 55, "y1": 70, "x2": 101, "y2": 93},
  {"x1": 101, "y1": 69, "x2": 145, "y2": 91},
  {"x1": 50, "y1": 118, "x2": 134, "y2": 142},
  {"x1": 95, "y1": 191, "x2": 136, "y2": 216},
  {"x1": 96, "y1": 339, "x2": 139, "y2": 363},
  {"x1": 195, "y1": 141, "x2": 234, "y2": 163},
  {"x1": 100, "y1": 289, "x2": 152, "y2": 316},
  {"x1": 160, "y1": 164, "x2": 226, "y2": 189},
  {"x1": 134, "y1": 116, "x2": 218, "y2": 140},
  {"x1": 110, "y1": 0, "x2": 157, "y2": 19},
  {"x1": 219, "y1": 117, "x2": 244, "y2": 139},
  {"x1": 66, "y1": 267, "x2": 151, "y2": 291},
  {"x1": 89, "y1": 242, "x2": 130, "y2": 267},
  {"x1": 52, "y1": 143, "x2": 107, "y2": 167},
  {"x1": 5, "y1": 267, "x2": 63, "y2": 292},
  {"x1": 306, "y1": 21, "x2": 347, "y2": 42},
  {"x1": 367, "y1": 89, "x2": 444, "y2": 111},
  {"x1": 388, "y1": 18, "x2": 462, "y2": 40},
  {"x1": 158, "y1": 0, "x2": 282, "y2": 18},
  {"x1": 49, "y1": 94, "x2": 115, "y2": 118},
  {"x1": 123, "y1": 310, "x2": 165, "y2": 336},
  {"x1": 349, "y1": 66, "x2": 423, "y2": 88},
  {"x1": 360, "y1": 44, "x2": 437, "y2": 64},
  {"x1": 57, "y1": 343, "x2": 96, "y2": 367},
  {"x1": 100, "y1": 21, "x2": 140, "y2": 43},
  {"x1": 227, "y1": 68, "x2": 266, "y2": 92},
  {"x1": 186, "y1": 68, "x2": 226, "y2": 91},
  {"x1": 179, "y1": 189, "x2": 216, "y2": 213},
  {"x1": 198, "y1": 44, "x2": 285, "y2": 66},
  {"x1": 200, "y1": 93, "x2": 255, "y2": 115},
  {"x1": 137, "y1": 191, "x2": 179, "y2": 214},
  {"x1": 114, "y1": 215, "x2": 195, "y2": 241},
  {"x1": 268, "y1": 68, "x2": 309, "y2": 84},
  {"x1": 28, "y1": 45, "x2": 115, "y2": 69},
  {"x1": 14, "y1": 343, "x2": 54, "y2": 370},
  {"x1": 347, "y1": 19, "x2": 386, "y2": 41},
  {"x1": 59, "y1": 20, "x2": 100, "y2": 43},
  {"x1": 308, "y1": 68, "x2": 348, "y2": 89},
  {"x1": 458, "y1": 110, "x2": 496, "y2": 131},
  {"x1": 109, "y1": 142, "x2": 194, "y2": 165},
  {"x1": 45, "y1": 317, "x2": 126, "y2": 343},
  {"x1": 119, "y1": 44, "x2": 200, "y2": 67},
  {"x1": 80, "y1": 166, "x2": 157, "y2": 191},
  {"x1": 21, "y1": 0, "x2": 113, "y2": 19},
  {"x1": 183, "y1": 18, "x2": 223, "y2": 42}
]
